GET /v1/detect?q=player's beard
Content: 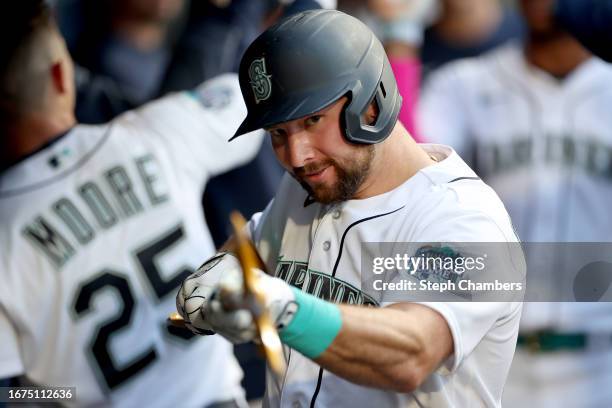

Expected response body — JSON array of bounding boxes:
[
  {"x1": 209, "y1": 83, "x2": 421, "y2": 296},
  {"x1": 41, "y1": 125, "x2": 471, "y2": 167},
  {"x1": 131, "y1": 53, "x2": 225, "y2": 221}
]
[{"x1": 292, "y1": 145, "x2": 375, "y2": 205}]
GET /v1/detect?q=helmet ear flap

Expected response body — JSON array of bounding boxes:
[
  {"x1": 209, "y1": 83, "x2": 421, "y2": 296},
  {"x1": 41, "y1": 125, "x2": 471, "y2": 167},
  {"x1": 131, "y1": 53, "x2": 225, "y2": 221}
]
[
  {"x1": 343, "y1": 60, "x2": 402, "y2": 145},
  {"x1": 340, "y1": 91, "x2": 379, "y2": 145}
]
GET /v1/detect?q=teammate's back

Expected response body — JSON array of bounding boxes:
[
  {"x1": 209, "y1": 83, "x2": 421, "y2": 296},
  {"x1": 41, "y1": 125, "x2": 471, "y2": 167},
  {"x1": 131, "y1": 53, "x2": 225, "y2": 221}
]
[{"x1": 0, "y1": 1, "x2": 262, "y2": 406}]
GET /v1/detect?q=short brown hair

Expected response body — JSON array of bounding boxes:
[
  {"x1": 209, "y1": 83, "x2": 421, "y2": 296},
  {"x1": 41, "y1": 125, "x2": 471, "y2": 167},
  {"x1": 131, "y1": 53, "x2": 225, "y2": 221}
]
[{"x1": 0, "y1": 1, "x2": 58, "y2": 120}]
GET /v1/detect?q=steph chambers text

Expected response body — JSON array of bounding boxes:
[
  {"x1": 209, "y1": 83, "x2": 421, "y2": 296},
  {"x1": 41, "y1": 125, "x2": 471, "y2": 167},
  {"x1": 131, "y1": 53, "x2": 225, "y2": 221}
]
[{"x1": 372, "y1": 279, "x2": 523, "y2": 292}]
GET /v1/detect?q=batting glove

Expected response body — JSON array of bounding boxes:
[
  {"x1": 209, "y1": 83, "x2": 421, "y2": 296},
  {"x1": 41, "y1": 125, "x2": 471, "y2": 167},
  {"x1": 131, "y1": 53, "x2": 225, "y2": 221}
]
[
  {"x1": 176, "y1": 252, "x2": 298, "y2": 344},
  {"x1": 176, "y1": 252, "x2": 235, "y2": 335}
]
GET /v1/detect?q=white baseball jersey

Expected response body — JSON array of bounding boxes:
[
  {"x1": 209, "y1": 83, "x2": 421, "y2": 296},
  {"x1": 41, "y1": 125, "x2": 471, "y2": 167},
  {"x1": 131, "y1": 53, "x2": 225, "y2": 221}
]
[
  {"x1": 419, "y1": 42, "x2": 612, "y2": 244},
  {"x1": 248, "y1": 144, "x2": 522, "y2": 407},
  {"x1": 418, "y1": 43, "x2": 612, "y2": 406},
  {"x1": 0, "y1": 74, "x2": 262, "y2": 407},
  {"x1": 419, "y1": 43, "x2": 612, "y2": 328}
]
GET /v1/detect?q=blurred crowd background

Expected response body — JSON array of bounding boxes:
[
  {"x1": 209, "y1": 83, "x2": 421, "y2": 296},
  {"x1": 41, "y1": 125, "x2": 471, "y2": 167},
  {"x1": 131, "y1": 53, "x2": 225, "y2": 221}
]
[{"x1": 31, "y1": 0, "x2": 612, "y2": 405}]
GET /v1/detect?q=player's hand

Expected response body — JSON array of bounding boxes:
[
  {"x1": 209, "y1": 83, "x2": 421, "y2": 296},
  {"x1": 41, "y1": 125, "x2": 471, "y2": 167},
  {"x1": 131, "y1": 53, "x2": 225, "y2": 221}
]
[
  {"x1": 203, "y1": 267, "x2": 298, "y2": 344},
  {"x1": 176, "y1": 252, "x2": 236, "y2": 335},
  {"x1": 176, "y1": 252, "x2": 298, "y2": 343}
]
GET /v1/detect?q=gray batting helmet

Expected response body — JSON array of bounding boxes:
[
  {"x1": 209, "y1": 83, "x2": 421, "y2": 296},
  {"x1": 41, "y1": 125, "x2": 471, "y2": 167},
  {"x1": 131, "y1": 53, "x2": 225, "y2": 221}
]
[{"x1": 230, "y1": 9, "x2": 402, "y2": 144}]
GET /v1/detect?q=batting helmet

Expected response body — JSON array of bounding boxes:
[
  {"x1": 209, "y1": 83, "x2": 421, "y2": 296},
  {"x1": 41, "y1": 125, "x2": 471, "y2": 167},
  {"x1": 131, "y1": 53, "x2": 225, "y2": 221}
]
[{"x1": 230, "y1": 9, "x2": 402, "y2": 144}]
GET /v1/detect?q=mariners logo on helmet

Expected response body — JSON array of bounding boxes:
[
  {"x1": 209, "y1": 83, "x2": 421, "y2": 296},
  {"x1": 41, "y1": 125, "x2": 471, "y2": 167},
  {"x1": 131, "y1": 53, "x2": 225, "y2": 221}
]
[{"x1": 248, "y1": 58, "x2": 272, "y2": 104}]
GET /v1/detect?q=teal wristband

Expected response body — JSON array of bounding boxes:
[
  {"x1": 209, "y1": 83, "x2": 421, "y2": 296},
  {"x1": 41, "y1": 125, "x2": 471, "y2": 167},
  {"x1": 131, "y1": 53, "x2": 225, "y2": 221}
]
[{"x1": 280, "y1": 287, "x2": 343, "y2": 359}]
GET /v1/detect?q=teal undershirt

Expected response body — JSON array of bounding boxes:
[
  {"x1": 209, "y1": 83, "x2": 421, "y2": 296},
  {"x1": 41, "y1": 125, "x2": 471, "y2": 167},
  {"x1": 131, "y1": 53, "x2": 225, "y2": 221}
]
[{"x1": 279, "y1": 287, "x2": 343, "y2": 359}]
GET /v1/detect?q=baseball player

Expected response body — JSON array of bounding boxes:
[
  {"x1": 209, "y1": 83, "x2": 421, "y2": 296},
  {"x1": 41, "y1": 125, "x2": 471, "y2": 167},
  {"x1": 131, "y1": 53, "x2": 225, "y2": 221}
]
[
  {"x1": 0, "y1": 2, "x2": 262, "y2": 407},
  {"x1": 418, "y1": 0, "x2": 612, "y2": 406},
  {"x1": 176, "y1": 10, "x2": 523, "y2": 407}
]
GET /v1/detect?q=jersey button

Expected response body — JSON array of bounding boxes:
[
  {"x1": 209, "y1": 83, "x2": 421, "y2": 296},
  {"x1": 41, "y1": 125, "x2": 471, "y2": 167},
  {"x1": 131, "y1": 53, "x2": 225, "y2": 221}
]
[
  {"x1": 323, "y1": 240, "x2": 331, "y2": 251},
  {"x1": 332, "y1": 209, "x2": 341, "y2": 219}
]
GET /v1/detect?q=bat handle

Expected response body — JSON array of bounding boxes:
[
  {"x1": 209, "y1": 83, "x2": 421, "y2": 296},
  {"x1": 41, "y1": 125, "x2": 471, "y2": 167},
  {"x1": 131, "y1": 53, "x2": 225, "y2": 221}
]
[{"x1": 168, "y1": 312, "x2": 187, "y2": 328}]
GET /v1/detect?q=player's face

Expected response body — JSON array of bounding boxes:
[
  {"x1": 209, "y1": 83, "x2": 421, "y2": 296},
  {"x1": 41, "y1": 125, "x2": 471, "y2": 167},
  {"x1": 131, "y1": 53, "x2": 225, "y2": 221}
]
[
  {"x1": 267, "y1": 97, "x2": 375, "y2": 204},
  {"x1": 519, "y1": 0, "x2": 562, "y2": 37}
]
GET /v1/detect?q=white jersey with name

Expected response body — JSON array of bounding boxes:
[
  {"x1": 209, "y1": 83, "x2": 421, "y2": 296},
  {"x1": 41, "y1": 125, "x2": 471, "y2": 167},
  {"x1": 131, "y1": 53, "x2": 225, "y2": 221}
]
[
  {"x1": 248, "y1": 144, "x2": 522, "y2": 407},
  {"x1": 0, "y1": 74, "x2": 262, "y2": 407}
]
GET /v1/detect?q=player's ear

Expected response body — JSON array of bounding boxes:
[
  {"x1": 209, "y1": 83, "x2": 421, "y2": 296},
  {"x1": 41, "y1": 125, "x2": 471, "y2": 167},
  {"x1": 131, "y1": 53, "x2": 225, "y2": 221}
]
[
  {"x1": 363, "y1": 99, "x2": 380, "y2": 126},
  {"x1": 50, "y1": 61, "x2": 67, "y2": 94}
]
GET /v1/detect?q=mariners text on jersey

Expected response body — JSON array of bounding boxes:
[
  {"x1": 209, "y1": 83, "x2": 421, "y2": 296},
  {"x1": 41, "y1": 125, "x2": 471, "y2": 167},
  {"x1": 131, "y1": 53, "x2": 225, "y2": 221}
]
[{"x1": 275, "y1": 259, "x2": 378, "y2": 306}]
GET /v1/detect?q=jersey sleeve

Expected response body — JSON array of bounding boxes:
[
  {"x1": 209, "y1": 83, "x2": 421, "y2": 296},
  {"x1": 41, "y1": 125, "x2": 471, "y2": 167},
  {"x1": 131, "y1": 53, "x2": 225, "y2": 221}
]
[
  {"x1": 417, "y1": 300, "x2": 521, "y2": 373},
  {"x1": 399, "y1": 202, "x2": 523, "y2": 372},
  {"x1": 418, "y1": 64, "x2": 472, "y2": 158},
  {"x1": 117, "y1": 73, "x2": 264, "y2": 184},
  {"x1": 0, "y1": 305, "x2": 24, "y2": 378}
]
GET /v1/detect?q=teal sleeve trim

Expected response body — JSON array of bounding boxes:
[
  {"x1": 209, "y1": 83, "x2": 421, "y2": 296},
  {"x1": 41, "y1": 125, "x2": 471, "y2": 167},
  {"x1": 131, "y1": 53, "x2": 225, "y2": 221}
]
[{"x1": 280, "y1": 287, "x2": 343, "y2": 359}]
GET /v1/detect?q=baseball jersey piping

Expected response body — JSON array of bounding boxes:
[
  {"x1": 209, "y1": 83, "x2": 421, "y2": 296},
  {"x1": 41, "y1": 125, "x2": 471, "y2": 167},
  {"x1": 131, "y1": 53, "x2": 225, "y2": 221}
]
[
  {"x1": 331, "y1": 205, "x2": 406, "y2": 279},
  {"x1": 447, "y1": 176, "x2": 481, "y2": 183},
  {"x1": 1, "y1": 127, "x2": 75, "y2": 172},
  {"x1": 0, "y1": 124, "x2": 113, "y2": 199},
  {"x1": 309, "y1": 204, "x2": 406, "y2": 407}
]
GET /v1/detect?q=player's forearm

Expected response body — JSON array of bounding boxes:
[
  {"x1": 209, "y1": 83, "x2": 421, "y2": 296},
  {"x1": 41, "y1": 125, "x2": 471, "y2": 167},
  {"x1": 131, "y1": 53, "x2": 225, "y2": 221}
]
[
  {"x1": 314, "y1": 305, "x2": 433, "y2": 392},
  {"x1": 279, "y1": 288, "x2": 453, "y2": 392}
]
